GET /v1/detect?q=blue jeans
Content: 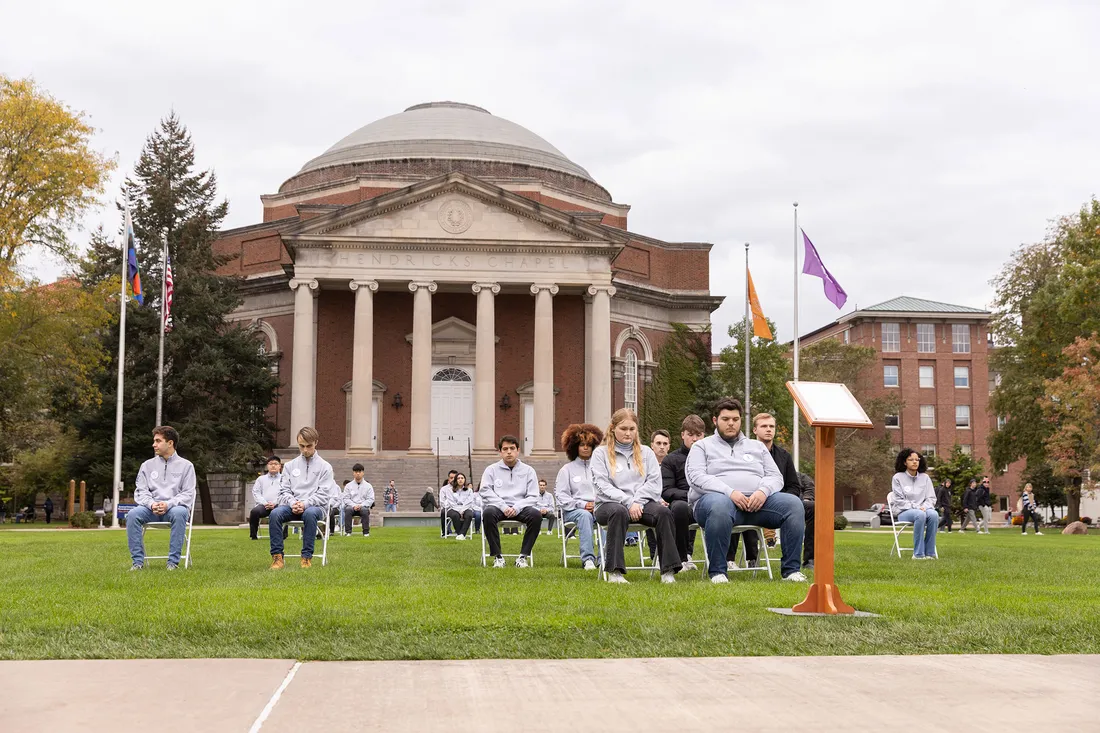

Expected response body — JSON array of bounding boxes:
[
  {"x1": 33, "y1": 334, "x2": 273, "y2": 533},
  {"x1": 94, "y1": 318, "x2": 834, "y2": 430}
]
[
  {"x1": 473, "y1": 510, "x2": 482, "y2": 533},
  {"x1": 898, "y1": 508, "x2": 939, "y2": 558},
  {"x1": 693, "y1": 492, "x2": 805, "y2": 578},
  {"x1": 126, "y1": 504, "x2": 189, "y2": 566},
  {"x1": 563, "y1": 507, "x2": 597, "y2": 564},
  {"x1": 269, "y1": 505, "x2": 325, "y2": 558},
  {"x1": 385, "y1": 503, "x2": 397, "y2": 512}
]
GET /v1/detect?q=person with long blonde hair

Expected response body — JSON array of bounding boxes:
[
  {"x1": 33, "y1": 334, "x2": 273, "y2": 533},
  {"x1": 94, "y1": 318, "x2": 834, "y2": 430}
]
[{"x1": 592, "y1": 408, "x2": 682, "y2": 583}]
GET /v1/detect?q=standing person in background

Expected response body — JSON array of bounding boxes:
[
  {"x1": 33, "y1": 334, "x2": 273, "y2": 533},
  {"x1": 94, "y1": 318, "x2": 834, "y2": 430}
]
[
  {"x1": 936, "y1": 477, "x2": 954, "y2": 533},
  {"x1": 342, "y1": 463, "x2": 374, "y2": 537},
  {"x1": 1018, "y1": 483, "x2": 1044, "y2": 535},
  {"x1": 961, "y1": 479, "x2": 980, "y2": 532},
  {"x1": 248, "y1": 456, "x2": 283, "y2": 540},
  {"x1": 977, "y1": 476, "x2": 993, "y2": 534},
  {"x1": 383, "y1": 480, "x2": 398, "y2": 512},
  {"x1": 890, "y1": 448, "x2": 939, "y2": 559},
  {"x1": 439, "y1": 470, "x2": 457, "y2": 536},
  {"x1": 661, "y1": 415, "x2": 707, "y2": 572},
  {"x1": 44, "y1": 497, "x2": 53, "y2": 524},
  {"x1": 537, "y1": 479, "x2": 556, "y2": 534}
]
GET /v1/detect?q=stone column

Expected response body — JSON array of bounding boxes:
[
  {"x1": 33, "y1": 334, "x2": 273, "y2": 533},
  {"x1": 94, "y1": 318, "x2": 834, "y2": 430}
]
[
  {"x1": 472, "y1": 282, "x2": 500, "y2": 455},
  {"x1": 348, "y1": 279, "x2": 379, "y2": 454},
  {"x1": 408, "y1": 281, "x2": 437, "y2": 455},
  {"x1": 588, "y1": 285, "x2": 616, "y2": 429},
  {"x1": 530, "y1": 284, "x2": 558, "y2": 456},
  {"x1": 289, "y1": 278, "x2": 318, "y2": 446}
]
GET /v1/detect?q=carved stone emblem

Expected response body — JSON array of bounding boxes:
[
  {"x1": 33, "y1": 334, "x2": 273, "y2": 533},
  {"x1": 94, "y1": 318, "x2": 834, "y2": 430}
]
[{"x1": 437, "y1": 198, "x2": 473, "y2": 234}]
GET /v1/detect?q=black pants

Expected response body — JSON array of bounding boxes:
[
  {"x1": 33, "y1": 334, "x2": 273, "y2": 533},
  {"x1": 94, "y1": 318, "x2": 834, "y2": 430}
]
[
  {"x1": 344, "y1": 506, "x2": 371, "y2": 534},
  {"x1": 483, "y1": 505, "x2": 542, "y2": 558},
  {"x1": 595, "y1": 501, "x2": 682, "y2": 575},
  {"x1": 45, "y1": 511, "x2": 52, "y2": 524},
  {"x1": 729, "y1": 530, "x2": 759, "y2": 563},
  {"x1": 938, "y1": 506, "x2": 953, "y2": 531},
  {"x1": 1022, "y1": 509, "x2": 1041, "y2": 533},
  {"x1": 801, "y1": 500, "x2": 815, "y2": 564},
  {"x1": 249, "y1": 504, "x2": 286, "y2": 539},
  {"x1": 669, "y1": 500, "x2": 697, "y2": 562},
  {"x1": 329, "y1": 507, "x2": 343, "y2": 534},
  {"x1": 447, "y1": 508, "x2": 474, "y2": 536}
]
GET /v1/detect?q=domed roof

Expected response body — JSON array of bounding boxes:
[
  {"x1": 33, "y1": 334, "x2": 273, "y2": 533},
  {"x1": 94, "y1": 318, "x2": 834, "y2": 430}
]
[{"x1": 296, "y1": 102, "x2": 595, "y2": 183}]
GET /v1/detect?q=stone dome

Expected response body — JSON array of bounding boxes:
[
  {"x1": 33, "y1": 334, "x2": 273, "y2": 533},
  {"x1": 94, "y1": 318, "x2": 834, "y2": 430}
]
[{"x1": 285, "y1": 102, "x2": 607, "y2": 199}]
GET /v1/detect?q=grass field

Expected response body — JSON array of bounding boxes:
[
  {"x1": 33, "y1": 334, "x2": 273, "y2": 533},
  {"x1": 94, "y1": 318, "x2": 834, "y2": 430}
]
[{"x1": 1, "y1": 526, "x2": 1097, "y2": 660}]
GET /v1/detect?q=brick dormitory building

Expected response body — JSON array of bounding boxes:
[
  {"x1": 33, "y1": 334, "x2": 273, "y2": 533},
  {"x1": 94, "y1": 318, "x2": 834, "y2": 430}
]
[
  {"x1": 799, "y1": 296, "x2": 1025, "y2": 513},
  {"x1": 212, "y1": 102, "x2": 723, "y2": 486}
]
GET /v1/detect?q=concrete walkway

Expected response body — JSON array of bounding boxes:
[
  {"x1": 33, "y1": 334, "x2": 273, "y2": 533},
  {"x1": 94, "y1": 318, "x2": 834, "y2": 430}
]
[{"x1": 4, "y1": 655, "x2": 1097, "y2": 732}]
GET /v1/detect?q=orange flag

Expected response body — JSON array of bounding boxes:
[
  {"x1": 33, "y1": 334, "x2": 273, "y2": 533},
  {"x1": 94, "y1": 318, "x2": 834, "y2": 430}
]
[{"x1": 747, "y1": 268, "x2": 773, "y2": 340}]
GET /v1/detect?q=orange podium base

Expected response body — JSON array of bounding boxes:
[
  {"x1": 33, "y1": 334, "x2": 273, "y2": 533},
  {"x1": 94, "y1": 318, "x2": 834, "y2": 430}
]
[{"x1": 793, "y1": 583, "x2": 855, "y2": 615}]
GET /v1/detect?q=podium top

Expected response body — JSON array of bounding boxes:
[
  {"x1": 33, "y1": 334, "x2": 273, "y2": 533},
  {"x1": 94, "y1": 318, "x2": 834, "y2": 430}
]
[{"x1": 786, "y1": 381, "x2": 874, "y2": 428}]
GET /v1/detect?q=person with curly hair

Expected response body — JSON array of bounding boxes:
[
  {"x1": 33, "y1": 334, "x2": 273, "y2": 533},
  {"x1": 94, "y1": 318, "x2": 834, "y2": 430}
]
[
  {"x1": 555, "y1": 423, "x2": 604, "y2": 570},
  {"x1": 891, "y1": 448, "x2": 939, "y2": 559}
]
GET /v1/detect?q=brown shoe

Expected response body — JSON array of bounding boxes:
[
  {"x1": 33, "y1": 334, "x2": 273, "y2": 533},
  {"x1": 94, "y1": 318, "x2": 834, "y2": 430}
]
[
  {"x1": 300, "y1": 557, "x2": 312, "y2": 568},
  {"x1": 270, "y1": 554, "x2": 284, "y2": 570}
]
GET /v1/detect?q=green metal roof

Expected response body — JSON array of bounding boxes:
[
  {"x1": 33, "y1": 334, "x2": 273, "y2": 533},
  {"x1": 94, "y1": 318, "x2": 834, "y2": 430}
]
[{"x1": 861, "y1": 296, "x2": 988, "y2": 314}]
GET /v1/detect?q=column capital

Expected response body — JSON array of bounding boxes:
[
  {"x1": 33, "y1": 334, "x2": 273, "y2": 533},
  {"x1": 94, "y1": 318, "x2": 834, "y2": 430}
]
[
  {"x1": 289, "y1": 278, "x2": 319, "y2": 292},
  {"x1": 349, "y1": 279, "x2": 379, "y2": 292},
  {"x1": 471, "y1": 282, "x2": 501, "y2": 295},
  {"x1": 530, "y1": 283, "x2": 559, "y2": 296},
  {"x1": 408, "y1": 281, "x2": 438, "y2": 294},
  {"x1": 587, "y1": 284, "x2": 616, "y2": 298}
]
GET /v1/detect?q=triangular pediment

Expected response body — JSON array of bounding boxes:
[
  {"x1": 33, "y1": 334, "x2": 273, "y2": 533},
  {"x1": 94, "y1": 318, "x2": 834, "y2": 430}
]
[
  {"x1": 281, "y1": 172, "x2": 626, "y2": 248},
  {"x1": 405, "y1": 316, "x2": 483, "y2": 345}
]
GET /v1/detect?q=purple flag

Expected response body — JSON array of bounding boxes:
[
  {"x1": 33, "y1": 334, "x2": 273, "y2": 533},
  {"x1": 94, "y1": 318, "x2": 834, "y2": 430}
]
[{"x1": 801, "y1": 230, "x2": 848, "y2": 309}]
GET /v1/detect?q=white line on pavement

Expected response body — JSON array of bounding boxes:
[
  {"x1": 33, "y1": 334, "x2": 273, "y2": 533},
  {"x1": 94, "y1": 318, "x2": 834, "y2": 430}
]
[{"x1": 248, "y1": 661, "x2": 301, "y2": 733}]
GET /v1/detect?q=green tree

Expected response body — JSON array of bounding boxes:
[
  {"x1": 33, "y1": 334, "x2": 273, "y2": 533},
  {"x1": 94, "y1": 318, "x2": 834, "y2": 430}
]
[
  {"x1": 716, "y1": 317, "x2": 793, "y2": 442},
  {"x1": 927, "y1": 445, "x2": 987, "y2": 518},
  {"x1": 1040, "y1": 334, "x2": 1100, "y2": 519},
  {"x1": 640, "y1": 324, "x2": 716, "y2": 447},
  {"x1": 1022, "y1": 461, "x2": 1066, "y2": 515},
  {"x1": 989, "y1": 199, "x2": 1100, "y2": 521},
  {"x1": 0, "y1": 76, "x2": 115, "y2": 282},
  {"x1": 70, "y1": 113, "x2": 279, "y2": 523}
]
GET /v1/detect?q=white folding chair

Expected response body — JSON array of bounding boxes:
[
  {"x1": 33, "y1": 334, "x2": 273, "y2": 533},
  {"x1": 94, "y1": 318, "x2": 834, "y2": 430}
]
[
  {"x1": 481, "y1": 519, "x2": 535, "y2": 567},
  {"x1": 140, "y1": 500, "x2": 197, "y2": 569},
  {"x1": 598, "y1": 522, "x2": 658, "y2": 581},
  {"x1": 686, "y1": 522, "x2": 707, "y2": 578},
  {"x1": 283, "y1": 502, "x2": 332, "y2": 566},
  {"x1": 699, "y1": 524, "x2": 774, "y2": 579},
  {"x1": 888, "y1": 494, "x2": 938, "y2": 558}
]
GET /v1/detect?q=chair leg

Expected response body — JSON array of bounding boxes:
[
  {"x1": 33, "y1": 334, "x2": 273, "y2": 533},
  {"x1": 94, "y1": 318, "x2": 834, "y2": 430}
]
[{"x1": 757, "y1": 527, "x2": 773, "y2": 580}]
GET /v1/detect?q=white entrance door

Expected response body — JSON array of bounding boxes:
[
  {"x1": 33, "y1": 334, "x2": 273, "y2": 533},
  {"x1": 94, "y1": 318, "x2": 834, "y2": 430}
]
[
  {"x1": 431, "y1": 367, "x2": 474, "y2": 456},
  {"x1": 523, "y1": 401, "x2": 535, "y2": 456}
]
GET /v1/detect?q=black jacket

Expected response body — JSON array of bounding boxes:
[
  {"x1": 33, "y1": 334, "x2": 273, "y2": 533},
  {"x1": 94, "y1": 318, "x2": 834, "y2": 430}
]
[
  {"x1": 977, "y1": 485, "x2": 991, "y2": 507},
  {"x1": 768, "y1": 443, "x2": 804, "y2": 499},
  {"x1": 935, "y1": 484, "x2": 953, "y2": 510},
  {"x1": 962, "y1": 486, "x2": 978, "y2": 511},
  {"x1": 420, "y1": 491, "x2": 437, "y2": 512},
  {"x1": 661, "y1": 445, "x2": 691, "y2": 503},
  {"x1": 797, "y1": 472, "x2": 816, "y2": 503}
]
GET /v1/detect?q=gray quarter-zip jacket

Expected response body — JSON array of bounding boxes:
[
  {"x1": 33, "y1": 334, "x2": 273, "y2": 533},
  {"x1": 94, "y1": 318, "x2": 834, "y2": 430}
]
[
  {"x1": 890, "y1": 471, "x2": 936, "y2": 513},
  {"x1": 342, "y1": 479, "x2": 375, "y2": 509},
  {"x1": 135, "y1": 453, "x2": 196, "y2": 509},
  {"x1": 686, "y1": 432, "x2": 782, "y2": 508},
  {"x1": 252, "y1": 473, "x2": 281, "y2": 505},
  {"x1": 555, "y1": 458, "x2": 595, "y2": 512},
  {"x1": 478, "y1": 460, "x2": 539, "y2": 511},
  {"x1": 451, "y1": 487, "x2": 474, "y2": 512},
  {"x1": 592, "y1": 443, "x2": 662, "y2": 507},
  {"x1": 439, "y1": 485, "x2": 456, "y2": 512},
  {"x1": 278, "y1": 453, "x2": 336, "y2": 508}
]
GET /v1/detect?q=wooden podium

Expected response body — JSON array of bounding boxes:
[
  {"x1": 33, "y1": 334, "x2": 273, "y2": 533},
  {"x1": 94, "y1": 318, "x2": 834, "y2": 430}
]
[{"x1": 787, "y1": 381, "x2": 873, "y2": 615}]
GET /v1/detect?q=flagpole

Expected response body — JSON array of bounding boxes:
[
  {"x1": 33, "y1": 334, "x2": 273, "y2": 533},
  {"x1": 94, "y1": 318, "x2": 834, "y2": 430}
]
[
  {"x1": 744, "y1": 242, "x2": 751, "y2": 420},
  {"x1": 110, "y1": 205, "x2": 129, "y2": 529},
  {"x1": 792, "y1": 202, "x2": 800, "y2": 469},
  {"x1": 155, "y1": 228, "x2": 168, "y2": 426}
]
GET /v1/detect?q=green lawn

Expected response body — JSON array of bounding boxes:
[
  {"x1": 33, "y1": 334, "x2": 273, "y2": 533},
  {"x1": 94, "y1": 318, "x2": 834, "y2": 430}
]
[{"x1": 0, "y1": 526, "x2": 1097, "y2": 660}]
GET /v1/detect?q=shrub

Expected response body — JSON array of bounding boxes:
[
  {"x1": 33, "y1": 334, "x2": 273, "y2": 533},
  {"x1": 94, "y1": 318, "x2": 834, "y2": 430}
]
[
  {"x1": 834, "y1": 515, "x2": 849, "y2": 530},
  {"x1": 68, "y1": 511, "x2": 97, "y2": 529}
]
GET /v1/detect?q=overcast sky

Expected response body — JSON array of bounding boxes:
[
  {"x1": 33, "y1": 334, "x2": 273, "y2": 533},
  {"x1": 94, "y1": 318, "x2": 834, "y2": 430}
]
[{"x1": 6, "y1": 0, "x2": 1098, "y2": 348}]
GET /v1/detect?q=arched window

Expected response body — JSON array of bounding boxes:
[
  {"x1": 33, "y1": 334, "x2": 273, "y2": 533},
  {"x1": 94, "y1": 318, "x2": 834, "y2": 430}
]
[
  {"x1": 432, "y1": 367, "x2": 472, "y2": 382},
  {"x1": 624, "y1": 349, "x2": 638, "y2": 413}
]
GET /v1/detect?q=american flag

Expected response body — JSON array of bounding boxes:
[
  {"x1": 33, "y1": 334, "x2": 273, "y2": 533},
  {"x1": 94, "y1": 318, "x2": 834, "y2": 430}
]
[{"x1": 163, "y1": 252, "x2": 174, "y2": 333}]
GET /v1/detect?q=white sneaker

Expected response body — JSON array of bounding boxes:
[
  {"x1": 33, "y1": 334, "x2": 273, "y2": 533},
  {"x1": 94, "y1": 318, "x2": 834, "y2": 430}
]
[
  {"x1": 1035, "y1": 531, "x2": 1043, "y2": 535},
  {"x1": 710, "y1": 574, "x2": 729, "y2": 584},
  {"x1": 912, "y1": 555, "x2": 924, "y2": 560},
  {"x1": 782, "y1": 571, "x2": 809, "y2": 582},
  {"x1": 727, "y1": 560, "x2": 738, "y2": 571},
  {"x1": 583, "y1": 560, "x2": 597, "y2": 571},
  {"x1": 682, "y1": 560, "x2": 697, "y2": 572},
  {"x1": 455, "y1": 534, "x2": 466, "y2": 541},
  {"x1": 514, "y1": 556, "x2": 529, "y2": 568},
  {"x1": 492, "y1": 557, "x2": 506, "y2": 568},
  {"x1": 660, "y1": 572, "x2": 676, "y2": 584},
  {"x1": 606, "y1": 572, "x2": 629, "y2": 584}
]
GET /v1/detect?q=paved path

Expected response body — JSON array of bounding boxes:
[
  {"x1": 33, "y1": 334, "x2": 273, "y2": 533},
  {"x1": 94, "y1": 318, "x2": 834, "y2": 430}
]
[{"x1": 4, "y1": 655, "x2": 1097, "y2": 732}]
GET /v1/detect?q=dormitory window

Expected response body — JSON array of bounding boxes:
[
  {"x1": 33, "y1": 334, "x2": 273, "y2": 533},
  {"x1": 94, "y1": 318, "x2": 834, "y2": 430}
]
[
  {"x1": 954, "y1": 366, "x2": 969, "y2": 388},
  {"x1": 919, "y1": 365, "x2": 935, "y2": 388},
  {"x1": 952, "y1": 324, "x2": 971, "y2": 353},
  {"x1": 920, "y1": 405, "x2": 936, "y2": 429},
  {"x1": 881, "y1": 323, "x2": 900, "y2": 353},
  {"x1": 885, "y1": 414, "x2": 900, "y2": 428},
  {"x1": 884, "y1": 365, "x2": 899, "y2": 387},
  {"x1": 956, "y1": 405, "x2": 971, "y2": 429},
  {"x1": 917, "y1": 323, "x2": 935, "y2": 353}
]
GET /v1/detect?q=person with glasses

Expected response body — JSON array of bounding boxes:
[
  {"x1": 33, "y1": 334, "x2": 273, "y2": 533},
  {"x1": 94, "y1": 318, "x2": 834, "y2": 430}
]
[{"x1": 977, "y1": 476, "x2": 993, "y2": 534}]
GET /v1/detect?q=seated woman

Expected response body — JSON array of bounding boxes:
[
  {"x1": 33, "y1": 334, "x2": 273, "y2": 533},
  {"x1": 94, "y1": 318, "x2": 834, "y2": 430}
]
[
  {"x1": 1019, "y1": 482, "x2": 1043, "y2": 535},
  {"x1": 555, "y1": 423, "x2": 605, "y2": 571},
  {"x1": 447, "y1": 473, "x2": 475, "y2": 540},
  {"x1": 592, "y1": 408, "x2": 682, "y2": 584},
  {"x1": 891, "y1": 448, "x2": 939, "y2": 559}
]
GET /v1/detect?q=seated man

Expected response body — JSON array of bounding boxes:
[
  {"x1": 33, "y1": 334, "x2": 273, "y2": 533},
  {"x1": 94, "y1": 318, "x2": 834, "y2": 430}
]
[
  {"x1": 752, "y1": 412, "x2": 815, "y2": 570},
  {"x1": 268, "y1": 426, "x2": 334, "y2": 569},
  {"x1": 126, "y1": 425, "x2": 196, "y2": 571},
  {"x1": 686, "y1": 398, "x2": 807, "y2": 583},
  {"x1": 439, "y1": 470, "x2": 457, "y2": 535},
  {"x1": 555, "y1": 423, "x2": 604, "y2": 571},
  {"x1": 537, "y1": 479, "x2": 556, "y2": 534},
  {"x1": 661, "y1": 414, "x2": 707, "y2": 572},
  {"x1": 342, "y1": 463, "x2": 374, "y2": 537},
  {"x1": 248, "y1": 456, "x2": 283, "y2": 540},
  {"x1": 479, "y1": 435, "x2": 541, "y2": 568}
]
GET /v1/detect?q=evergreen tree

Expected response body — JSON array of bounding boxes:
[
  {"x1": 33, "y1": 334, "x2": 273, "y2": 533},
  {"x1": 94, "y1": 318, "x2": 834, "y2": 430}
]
[
  {"x1": 71, "y1": 113, "x2": 279, "y2": 523},
  {"x1": 926, "y1": 445, "x2": 988, "y2": 519},
  {"x1": 640, "y1": 324, "x2": 716, "y2": 448}
]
